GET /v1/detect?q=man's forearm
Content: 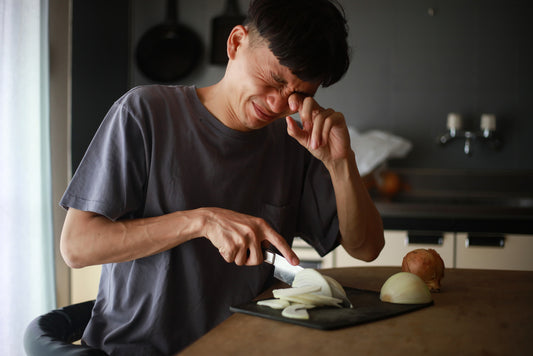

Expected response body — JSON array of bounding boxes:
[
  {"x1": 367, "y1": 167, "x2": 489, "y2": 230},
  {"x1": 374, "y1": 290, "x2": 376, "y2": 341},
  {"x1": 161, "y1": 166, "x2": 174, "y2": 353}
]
[
  {"x1": 60, "y1": 206, "x2": 299, "y2": 269},
  {"x1": 60, "y1": 208, "x2": 205, "y2": 268},
  {"x1": 326, "y1": 151, "x2": 385, "y2": 262}
]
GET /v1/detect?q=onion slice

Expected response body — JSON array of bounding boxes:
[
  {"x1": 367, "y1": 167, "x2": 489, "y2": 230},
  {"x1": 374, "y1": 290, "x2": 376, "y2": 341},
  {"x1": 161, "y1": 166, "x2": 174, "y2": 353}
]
[
  {"x1": 292, "y1": 269, "x2": 332, "y2": 296},
  {"x1": 281, "y1": 304, "x2": 315, "y2": 320},
  {"x1": 257, "y1": 298, "x2": 290, "y2": 309},
  {"x1": 323, "y1": 275, "x2": 353, "y2": 308},
  {"x1": 278, "y1": 293, "x2": 343, "y2": 307},
  {"x1": 293, "y1": 269, "x2": 352, "y2": 307},
  {"x1": 272, "y1": 285, "x2": 321, "y2": 298}
]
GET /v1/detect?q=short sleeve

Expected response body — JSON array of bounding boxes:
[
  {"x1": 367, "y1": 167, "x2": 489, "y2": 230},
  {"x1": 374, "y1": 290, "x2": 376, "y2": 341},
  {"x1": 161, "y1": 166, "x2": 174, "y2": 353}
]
[{"x1": 60, "y1": 97, "x2": 149, "y2": 221}]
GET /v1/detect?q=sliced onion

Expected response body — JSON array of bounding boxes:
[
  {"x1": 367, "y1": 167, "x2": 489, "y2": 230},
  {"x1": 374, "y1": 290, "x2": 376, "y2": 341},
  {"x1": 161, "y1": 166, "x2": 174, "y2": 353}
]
[
  {"x1": 272, "y1": 285, "x2": 321, "y2": 298},
  {"x1": 281, "y1": 304, "x2": 315, "y2": 320},
  {"x1": 257, "y1": 268, "x2": 352, "y2": 320},
  {"x1": 323, "y1": 275, "x2": 353, "y2": 307},
  {"x1": 292, "y1": 269, "x2": 332, "y2": 297},
  {"x1": 278, "y1": 293, "x2": 343, "y2": 307},
  {"x1": 257, "y1": 298, "x2": 290, "y2": 309}
]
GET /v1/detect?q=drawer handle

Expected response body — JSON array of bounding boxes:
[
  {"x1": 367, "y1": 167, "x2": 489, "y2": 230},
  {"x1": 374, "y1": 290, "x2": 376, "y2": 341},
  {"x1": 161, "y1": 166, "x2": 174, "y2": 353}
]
[
  {"x1": 466, "y1": 235, "x2": 505, "y2": 248},
  {"x1": 406, "y1": 231, "x2": 444, "y2": 245}
]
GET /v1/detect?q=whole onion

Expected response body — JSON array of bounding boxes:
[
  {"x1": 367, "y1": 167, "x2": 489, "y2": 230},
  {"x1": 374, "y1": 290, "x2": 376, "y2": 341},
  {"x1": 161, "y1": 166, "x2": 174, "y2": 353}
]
[{"x1": 401, "y1": 249, "x2": 445, "y2": 292}]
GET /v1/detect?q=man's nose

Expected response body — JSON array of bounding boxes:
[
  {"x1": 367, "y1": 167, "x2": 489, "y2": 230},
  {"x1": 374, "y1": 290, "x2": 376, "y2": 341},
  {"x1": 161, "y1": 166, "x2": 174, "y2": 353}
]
[{"x1": 266, "y1": 91, "x2": 289, "y2": 114}]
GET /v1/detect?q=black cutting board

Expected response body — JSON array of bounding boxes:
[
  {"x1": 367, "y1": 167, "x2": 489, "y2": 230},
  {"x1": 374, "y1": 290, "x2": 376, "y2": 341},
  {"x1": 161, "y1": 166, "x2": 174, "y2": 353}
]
[{"x1": 230, "y1": 287, "x2": 433, "y2": 330}]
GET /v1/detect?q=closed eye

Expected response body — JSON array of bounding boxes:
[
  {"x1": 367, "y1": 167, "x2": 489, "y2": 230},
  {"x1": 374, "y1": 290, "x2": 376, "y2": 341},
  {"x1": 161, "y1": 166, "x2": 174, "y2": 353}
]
[
  {"x1": 271, "y1": 72, "x2": 287, "y2": 87},
  {"x1": 270, "y1": 72, "x2": 313, "y2": 98}
]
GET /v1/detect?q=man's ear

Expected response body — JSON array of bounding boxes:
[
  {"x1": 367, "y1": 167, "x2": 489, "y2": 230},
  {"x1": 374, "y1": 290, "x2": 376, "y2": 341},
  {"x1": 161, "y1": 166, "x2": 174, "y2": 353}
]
[{"x1": 227, "y1": 25, "x2": 247, "y2": 60}]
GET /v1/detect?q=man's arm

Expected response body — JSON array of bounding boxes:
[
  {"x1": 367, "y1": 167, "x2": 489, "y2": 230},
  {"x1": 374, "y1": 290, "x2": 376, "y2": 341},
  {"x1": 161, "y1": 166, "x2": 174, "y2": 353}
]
[
  {"x1": 60, "y1": 207, "x2": 299, "y2": 268},
  {"x1": 286, "y1": 95, "x2": 385, "y2": 261},
  {"x1": 324, "y1": 150, "x2": 385, "y2": 261}
]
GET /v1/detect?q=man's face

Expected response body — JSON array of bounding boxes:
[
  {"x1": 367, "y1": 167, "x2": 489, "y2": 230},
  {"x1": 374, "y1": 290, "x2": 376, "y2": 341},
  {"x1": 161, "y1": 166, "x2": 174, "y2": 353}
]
[{"x1": 225, "y1": 29, "x2": 320, "y2": 131}]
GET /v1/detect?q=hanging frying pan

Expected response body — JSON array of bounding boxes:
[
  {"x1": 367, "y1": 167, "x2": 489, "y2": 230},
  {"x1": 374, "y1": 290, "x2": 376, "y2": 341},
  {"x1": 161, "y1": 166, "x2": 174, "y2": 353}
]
[
  {"x1": 210, "y1": 0, "x2": 245, "y2": 65},
  {"x1": 135, "y1": 0, "x2": 203, "y2": 82}
]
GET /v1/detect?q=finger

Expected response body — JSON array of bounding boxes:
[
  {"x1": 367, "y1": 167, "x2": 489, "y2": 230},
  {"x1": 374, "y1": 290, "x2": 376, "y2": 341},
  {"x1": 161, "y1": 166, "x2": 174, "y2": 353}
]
[
  {"x1": 218, "y1": 247, "x2": 235, "y2": 264},
  {"x1": 299, "y1": 97, "x2": 315, "y2": 122},
  {"x1": 315, "y1": 109, "x2": 336, "y2": 148},
  {"x1": 321, "y1": 116, "x2": 333, "y2": 147},
  {"x1": 288, "y1": 93, "x2": 304, "y2": 113},
  {"x1": 265, "y1": 231, "x2": 300, "y2": 266},
  {"x1": 309, "y1": 108, "x2": 334, "y2": 149},
  {"x1": 310, "y1": 109, "x2": 325, "y2": 149},
  {"x1": 234, "y1": 247, "x2": 248, "y2": 266},
  {"x1": 287, "y1": 117, "x2": 312, "y2": 149},
  {"x1": 286, "y1": 116, "x2": 309, "y2": 146},
  {"x1": 245, "y1": 244, "x2": 264, "y2": 266},
  {"x1": 298, "y1": 97, "x2": 318, "y2": 133}
]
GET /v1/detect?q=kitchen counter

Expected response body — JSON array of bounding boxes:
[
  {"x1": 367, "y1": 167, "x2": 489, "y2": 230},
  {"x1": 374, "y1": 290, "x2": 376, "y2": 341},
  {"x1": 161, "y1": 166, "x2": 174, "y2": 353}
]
[{"x1": 178, "y1": 267, "x2": 533, "y2": 356}]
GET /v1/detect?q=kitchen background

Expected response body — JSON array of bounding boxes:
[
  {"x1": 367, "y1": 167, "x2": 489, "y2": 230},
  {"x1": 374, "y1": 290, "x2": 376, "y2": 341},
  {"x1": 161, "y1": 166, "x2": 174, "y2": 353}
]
[
  {"x1": 71, "y1": 0, "x2": 532, "y2": 172},
  {"x1": 64, "y1": 0, "x2": 533, "y2": 305}
]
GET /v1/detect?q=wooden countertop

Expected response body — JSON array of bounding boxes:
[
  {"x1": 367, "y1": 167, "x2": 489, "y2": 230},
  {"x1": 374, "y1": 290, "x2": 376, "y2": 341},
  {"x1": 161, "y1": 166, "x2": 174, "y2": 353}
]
[{"x1": 178, "y1": 267, "x2": 533, "y2": 356}]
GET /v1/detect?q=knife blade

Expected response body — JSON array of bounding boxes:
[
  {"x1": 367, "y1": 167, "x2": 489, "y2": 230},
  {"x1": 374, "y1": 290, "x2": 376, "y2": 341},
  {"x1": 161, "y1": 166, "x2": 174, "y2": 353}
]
[{"x1": 263, "y1": 249, "x2": 304, "y2": 285}]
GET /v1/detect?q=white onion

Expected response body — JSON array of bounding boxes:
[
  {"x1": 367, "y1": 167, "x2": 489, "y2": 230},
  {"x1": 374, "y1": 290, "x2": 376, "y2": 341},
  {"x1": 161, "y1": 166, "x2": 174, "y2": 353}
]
[
  {"x1": 292, "y1": 269, "x2": 333, "y2": 296},
  {"x1": 277, "y1": 293, "x2": 343, "y2": 307},
  {"x1": 281, "y1": 304, "x2": 315, "y2": 320},
  {"x1": 380, "y1": 272, "x2": 433, "y2": 304},
  {"x1": 257, "y1": 298, "x2": 290, "y2": 309},
  {"x1": 292, "y1": 269, "x2": 352, "y2": 307},
  {"x1": 323, "y1": 275, "x2": 352, "y2": 306},
  {"x1": 272, "y1": 285, "x2": 321, "y2": 298},
  {"x1": 257, "y1": 268, "x2": 352, "y2": 320}
]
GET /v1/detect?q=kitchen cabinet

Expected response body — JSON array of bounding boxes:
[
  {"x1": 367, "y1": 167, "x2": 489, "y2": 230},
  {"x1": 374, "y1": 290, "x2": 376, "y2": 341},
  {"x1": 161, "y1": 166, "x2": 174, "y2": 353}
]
[
  {"x1": 456, "y1": 233, "x2": 533, "y2": 271},
  {"x1": 333, "y1": 230, "x2": 454, "y2": 268},
  {"x1": 292, "y1": 237, "x2": 335, "y2": 269},
  {"x1": 71, "y1": 265, "x2": 101, "y2": 304}
]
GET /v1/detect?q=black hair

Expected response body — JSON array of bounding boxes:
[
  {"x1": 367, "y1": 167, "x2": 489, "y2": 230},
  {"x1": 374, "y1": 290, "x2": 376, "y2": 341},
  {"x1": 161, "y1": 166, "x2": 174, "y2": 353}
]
[{"x1": 244, "y1": 0, "x2": 350, "y2": 87}]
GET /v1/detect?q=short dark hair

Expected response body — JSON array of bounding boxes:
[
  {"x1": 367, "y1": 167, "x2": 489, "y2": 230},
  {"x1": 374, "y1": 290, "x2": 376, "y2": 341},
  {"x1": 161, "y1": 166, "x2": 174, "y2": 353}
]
[{"x1": 244, "y1": 0, "x2": 350, "y2": 87}]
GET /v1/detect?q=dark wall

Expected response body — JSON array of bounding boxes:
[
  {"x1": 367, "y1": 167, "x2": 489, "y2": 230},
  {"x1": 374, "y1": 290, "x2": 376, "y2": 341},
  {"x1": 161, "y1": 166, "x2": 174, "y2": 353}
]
[
  {"x1": 71, "y1": 0, "x2": 130, "y2": 171},
  {"x1": 71, "y1": 0, "x2": 533, "y2": 172},
  {"x1": 319, "y1": 0, "x2": 533, "y2": 170}
]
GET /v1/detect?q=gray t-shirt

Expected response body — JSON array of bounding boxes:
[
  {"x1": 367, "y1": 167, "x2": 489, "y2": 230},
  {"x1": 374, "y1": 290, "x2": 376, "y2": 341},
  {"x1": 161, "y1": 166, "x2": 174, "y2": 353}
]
[{"x1": 60, "y1": 85, "x2": 340, "y2": 355}]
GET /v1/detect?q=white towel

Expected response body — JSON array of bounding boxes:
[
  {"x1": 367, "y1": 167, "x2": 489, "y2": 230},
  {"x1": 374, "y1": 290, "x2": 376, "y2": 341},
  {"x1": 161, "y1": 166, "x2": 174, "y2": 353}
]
[{"x1": 348, "y1": 127, "x2": 412, "y2": 176}]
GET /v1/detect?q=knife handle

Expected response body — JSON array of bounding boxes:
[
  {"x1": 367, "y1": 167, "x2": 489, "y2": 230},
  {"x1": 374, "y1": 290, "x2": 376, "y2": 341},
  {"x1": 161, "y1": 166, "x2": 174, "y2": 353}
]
[{"x1": 263, "y1": 249, "x2": 276, "y2": 264}]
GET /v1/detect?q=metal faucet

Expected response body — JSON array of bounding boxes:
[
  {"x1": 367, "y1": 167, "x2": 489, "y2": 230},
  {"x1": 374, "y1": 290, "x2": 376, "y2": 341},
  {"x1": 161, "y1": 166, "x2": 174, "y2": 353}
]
[{"x1": 437, "y1": 113, "x2": 502, "y2": 155}]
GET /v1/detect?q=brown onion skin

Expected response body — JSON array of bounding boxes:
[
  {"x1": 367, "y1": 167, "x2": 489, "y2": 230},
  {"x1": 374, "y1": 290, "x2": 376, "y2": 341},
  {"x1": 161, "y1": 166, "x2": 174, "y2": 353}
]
[{"x1": 401, "y1": 249, "x2": 445, "y2": 292}]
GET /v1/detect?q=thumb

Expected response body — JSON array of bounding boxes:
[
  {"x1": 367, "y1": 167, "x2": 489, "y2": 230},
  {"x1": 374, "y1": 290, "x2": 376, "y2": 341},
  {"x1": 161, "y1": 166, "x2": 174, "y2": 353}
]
[{"x1": 286, "y1": 116, "x2": 308, "y2": 145}]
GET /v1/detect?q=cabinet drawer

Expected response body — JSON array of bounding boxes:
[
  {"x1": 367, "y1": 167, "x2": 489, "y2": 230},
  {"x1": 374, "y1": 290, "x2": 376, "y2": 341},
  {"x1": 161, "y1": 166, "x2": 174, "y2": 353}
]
[
  {"x1": 335, "y1": 230, "x2": 455, "y2": 268},
  {"x1": 71, "y1": 264, "x2": 101, "y2": 303},
  {"x1": 456, "y1": 233, "x2": 533, "y2": 271}
]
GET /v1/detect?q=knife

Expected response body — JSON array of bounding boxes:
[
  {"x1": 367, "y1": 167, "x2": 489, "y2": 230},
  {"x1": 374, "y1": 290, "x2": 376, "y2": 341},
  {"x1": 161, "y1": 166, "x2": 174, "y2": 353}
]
[{"x1": 263, "y1": 249, "x2": 304, "y2": 285}]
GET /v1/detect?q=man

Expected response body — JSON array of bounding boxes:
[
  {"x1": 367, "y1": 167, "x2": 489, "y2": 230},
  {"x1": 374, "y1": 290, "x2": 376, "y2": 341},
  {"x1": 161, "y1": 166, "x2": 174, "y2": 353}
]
[{"x1": 60, "y1": 0, "x2": 384, "y2": 354}]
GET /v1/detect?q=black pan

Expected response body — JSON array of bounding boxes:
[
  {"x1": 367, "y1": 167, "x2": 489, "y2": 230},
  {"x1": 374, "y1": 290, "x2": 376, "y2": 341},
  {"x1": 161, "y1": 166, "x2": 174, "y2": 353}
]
[{"x1": 135, "y1": 0, "x2": 203, "y2": 82}]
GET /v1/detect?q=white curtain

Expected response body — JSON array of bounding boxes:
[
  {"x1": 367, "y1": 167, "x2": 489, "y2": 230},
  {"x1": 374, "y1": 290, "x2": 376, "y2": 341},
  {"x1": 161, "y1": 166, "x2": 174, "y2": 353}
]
[{"x1": 0, "y1": 0, "x2": 56, "y2": 354}]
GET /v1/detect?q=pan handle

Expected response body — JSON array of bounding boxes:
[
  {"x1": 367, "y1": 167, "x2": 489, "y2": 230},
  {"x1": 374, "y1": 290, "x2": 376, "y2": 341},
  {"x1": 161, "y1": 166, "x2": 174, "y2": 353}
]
[
  {"x1": 166, "y1": 0, "x2": 177, "y2": 23},
  {"x1": 224, "y1": 0, "x2": 243, "y2": 16}
]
